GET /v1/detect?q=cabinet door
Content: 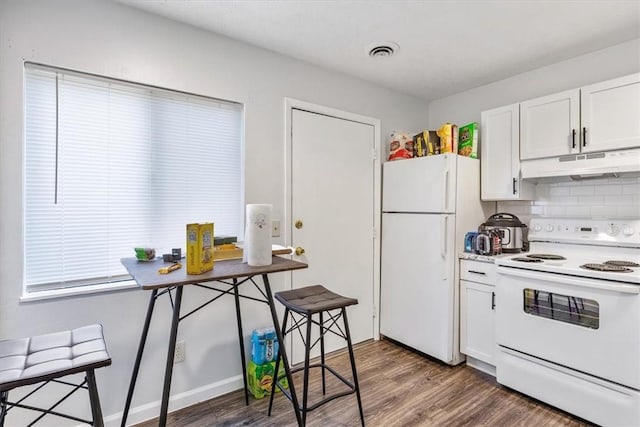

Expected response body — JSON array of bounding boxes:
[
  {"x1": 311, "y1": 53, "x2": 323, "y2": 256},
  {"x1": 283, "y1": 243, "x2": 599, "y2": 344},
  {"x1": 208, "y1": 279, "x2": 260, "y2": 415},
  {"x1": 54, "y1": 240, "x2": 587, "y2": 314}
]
[
  {"x1": 581, "y1": 73, "x2": 640, "y2": 153},
  {"x1": 480, "y1": 104, "x2": 533, "y2": 200},
  {"x1": 460, "y1": 280, "x2": 495, "y2": 366},
  {"x1": 520, "y1": 89, "x2": 580, "y2": 160}
]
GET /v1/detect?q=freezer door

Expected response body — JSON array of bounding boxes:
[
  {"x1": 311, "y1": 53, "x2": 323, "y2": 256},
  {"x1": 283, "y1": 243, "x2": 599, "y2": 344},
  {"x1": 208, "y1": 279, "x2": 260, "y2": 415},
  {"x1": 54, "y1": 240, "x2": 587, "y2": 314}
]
[
  {"x1": 380, "y1": 212, "x2": 455, "y2": 363},
  {"x1": 382, "y1": 154, "x2": 456, "y2": 213}
]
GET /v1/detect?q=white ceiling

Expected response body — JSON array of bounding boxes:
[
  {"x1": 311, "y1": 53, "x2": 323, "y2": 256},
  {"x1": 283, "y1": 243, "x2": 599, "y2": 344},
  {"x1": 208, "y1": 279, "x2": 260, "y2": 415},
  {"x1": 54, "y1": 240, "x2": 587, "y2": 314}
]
[{"x1": 114, "y1": 0, "x2": 640, "y2": 101}]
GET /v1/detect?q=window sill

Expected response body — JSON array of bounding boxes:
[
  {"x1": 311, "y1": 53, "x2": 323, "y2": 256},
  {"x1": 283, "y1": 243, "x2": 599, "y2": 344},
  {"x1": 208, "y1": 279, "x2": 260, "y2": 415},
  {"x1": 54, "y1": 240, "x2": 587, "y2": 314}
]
[{"x1": 20, "y1": 280, "x2": 139, "y2": 303}]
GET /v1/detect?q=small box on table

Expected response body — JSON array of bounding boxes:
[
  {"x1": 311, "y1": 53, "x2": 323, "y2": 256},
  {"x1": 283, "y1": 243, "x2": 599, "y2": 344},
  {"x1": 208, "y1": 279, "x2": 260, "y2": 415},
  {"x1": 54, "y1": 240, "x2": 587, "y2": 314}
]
[{"x1": 186, "y1": 223, "x2": 214, "y2": 274}]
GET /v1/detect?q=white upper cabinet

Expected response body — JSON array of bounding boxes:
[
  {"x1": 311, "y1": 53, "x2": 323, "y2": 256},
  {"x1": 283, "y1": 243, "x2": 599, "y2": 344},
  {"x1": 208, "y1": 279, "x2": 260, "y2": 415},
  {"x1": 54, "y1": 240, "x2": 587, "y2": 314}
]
[
  {"x1": 481, "y1": 104, "x2": 535, "y2": 201},
  {"x1": 581, "y1": 74, "x2": 640, "y2": 153},
  {"x1": 520, "y1": 73, "x2": 640, "y2": 160},
  {"x1": 520, "y1": 89, "x2": 580, "y2": 160}
]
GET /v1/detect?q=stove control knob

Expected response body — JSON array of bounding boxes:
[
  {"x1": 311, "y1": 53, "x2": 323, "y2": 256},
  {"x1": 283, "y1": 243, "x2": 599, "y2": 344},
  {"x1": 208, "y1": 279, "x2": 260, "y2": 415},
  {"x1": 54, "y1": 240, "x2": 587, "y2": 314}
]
[
  {"x1": 533, "y1": 224, "x2": 542, "y2": 232},
  {"x1": 622, "y1": 227, "x2": 635, "y2": 237},
  {"x1": 607, "y1": 225, "x2": 620, "y2": 236},
  {"x1": 545, "y1": 224, "x2": 554, "y2": 232}
]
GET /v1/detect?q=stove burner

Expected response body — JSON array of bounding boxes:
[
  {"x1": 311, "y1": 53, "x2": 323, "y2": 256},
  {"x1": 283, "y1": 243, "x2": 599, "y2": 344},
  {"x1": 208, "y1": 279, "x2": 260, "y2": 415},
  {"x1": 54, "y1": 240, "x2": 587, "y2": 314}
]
[
  {"x1": 513, "y1": 257, "x2": 543, "y2": 263},
  {"x1": 526, "y1": 254, "x2": 567, "y2": 261},
  {"x1": 604, "y1": 260, "x2": 640, "y2": 268},
  {"x1": 580, "y1": 263, "x2": 633, "y2": 273}
]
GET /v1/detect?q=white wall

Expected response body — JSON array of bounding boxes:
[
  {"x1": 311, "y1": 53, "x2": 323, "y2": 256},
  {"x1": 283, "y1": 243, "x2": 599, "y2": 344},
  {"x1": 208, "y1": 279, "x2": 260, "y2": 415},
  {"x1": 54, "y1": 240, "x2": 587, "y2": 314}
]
[
  {"x1": 0, "y1": 0, "x2": 429, "y2": 424},
  {"x1": 428, "y1": 38, "x2": 640, "y2": 128},
  {"x1": 428, "y1": 38, "x2": 640, "y2": 224}
]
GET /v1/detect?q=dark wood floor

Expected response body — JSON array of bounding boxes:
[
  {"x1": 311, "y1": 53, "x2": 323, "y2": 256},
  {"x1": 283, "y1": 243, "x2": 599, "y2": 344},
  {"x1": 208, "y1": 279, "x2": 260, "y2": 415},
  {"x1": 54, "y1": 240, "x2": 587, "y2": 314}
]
[{"x1": 135, "y1": 339, "x2": 594, "y2": 426}]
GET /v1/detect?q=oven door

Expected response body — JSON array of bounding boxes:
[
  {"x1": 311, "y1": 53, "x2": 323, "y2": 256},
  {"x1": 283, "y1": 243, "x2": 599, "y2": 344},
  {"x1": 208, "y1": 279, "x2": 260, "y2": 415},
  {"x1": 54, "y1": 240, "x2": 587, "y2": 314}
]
[{"x1": 496, "y1": 266, "x2": 640, "y2": 390}]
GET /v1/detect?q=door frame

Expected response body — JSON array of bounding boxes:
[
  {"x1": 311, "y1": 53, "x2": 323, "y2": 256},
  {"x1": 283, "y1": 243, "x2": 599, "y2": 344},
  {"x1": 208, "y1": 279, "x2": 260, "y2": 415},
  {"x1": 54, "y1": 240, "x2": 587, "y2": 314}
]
[{"x1": 284, "y1": 97, "x2": 382, "y2": 340}]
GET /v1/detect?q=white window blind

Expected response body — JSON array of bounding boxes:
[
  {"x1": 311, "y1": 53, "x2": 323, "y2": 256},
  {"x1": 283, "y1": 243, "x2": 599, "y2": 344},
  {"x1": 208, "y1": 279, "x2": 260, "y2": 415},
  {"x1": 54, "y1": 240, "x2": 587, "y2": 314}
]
[{"x1": 24, "y1": 64, "x2": 243, "y2": 292}]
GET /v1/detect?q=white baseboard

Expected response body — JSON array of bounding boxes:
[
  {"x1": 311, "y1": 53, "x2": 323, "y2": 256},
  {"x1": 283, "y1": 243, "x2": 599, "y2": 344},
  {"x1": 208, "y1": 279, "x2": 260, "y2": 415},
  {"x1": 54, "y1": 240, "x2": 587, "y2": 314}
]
[
  {"x1": 466, "y1": 356, "x2": 496, "y2": 377},
  {"x1": 105, "y1": 375, "x2": 244, "y2": 426}
]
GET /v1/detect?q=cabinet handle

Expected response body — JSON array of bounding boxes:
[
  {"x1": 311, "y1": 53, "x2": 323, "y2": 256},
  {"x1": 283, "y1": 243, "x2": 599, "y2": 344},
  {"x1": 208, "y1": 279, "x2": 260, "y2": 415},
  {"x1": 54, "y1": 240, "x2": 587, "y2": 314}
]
[
  {"x1": 572, "y1": 129, "x2": 576, "y2": 149},
  {"x1": 468, "y1": 270, "x2": 486, "y2": 275},
  {"x1": 491, "y1": 291, "x2": 496, "y2": 310},
  {"x1": 512, "y1": 178, "x2": 517, "y2": 195},
  {"x1": 582, "y1": 127, "x2": 587, "y2": 147}
]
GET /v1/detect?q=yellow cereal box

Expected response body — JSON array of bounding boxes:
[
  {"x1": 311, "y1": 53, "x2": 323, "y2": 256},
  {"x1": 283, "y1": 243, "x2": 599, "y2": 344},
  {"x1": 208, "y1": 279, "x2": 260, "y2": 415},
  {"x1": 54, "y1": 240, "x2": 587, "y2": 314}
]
[
  {"x1": 186, "y1": 223, "x2": 214, "y2": 274},
  {"x1": 437, "y1": 123, "x2": 458, "y2": 154}
]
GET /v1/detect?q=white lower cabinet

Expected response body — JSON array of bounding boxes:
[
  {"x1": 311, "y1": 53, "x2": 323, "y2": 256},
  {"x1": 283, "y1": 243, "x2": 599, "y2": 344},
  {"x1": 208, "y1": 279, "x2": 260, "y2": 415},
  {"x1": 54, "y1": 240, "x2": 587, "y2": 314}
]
[{"x1": 460, "y1": 259, "x2": 496, "y2": 375}]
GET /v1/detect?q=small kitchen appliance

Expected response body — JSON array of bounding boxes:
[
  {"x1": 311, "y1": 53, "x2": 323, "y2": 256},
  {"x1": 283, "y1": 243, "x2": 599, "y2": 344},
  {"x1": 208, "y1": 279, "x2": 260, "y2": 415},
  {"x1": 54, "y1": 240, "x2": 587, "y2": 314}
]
[
  {"x1": 474, "y1": 229, "x2": 502, "y2": 255},
  {"x1": 494, "y1": 217, "x2": 640, "y2": 426},
  {"x1": 464, "y1": 232, "x2": 478, "y2": 253},
  {"x1": 479, "y1": 213, "x2": 527, "y2": 253}
]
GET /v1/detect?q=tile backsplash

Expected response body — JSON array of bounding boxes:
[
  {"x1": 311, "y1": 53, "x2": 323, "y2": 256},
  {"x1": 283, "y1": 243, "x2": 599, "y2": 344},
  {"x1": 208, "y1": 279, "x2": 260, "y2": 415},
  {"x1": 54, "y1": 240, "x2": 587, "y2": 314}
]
[{"x1": 497, "y1": 176, "x2": 640, "y2": 226}]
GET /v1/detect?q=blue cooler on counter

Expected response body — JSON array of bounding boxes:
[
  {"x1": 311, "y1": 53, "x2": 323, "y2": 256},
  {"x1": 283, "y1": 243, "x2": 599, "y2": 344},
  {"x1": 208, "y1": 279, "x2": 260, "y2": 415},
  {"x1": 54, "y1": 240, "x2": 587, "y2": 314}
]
[{"x1": 251, "y1": 327, "x2": 279, "y2": 364}]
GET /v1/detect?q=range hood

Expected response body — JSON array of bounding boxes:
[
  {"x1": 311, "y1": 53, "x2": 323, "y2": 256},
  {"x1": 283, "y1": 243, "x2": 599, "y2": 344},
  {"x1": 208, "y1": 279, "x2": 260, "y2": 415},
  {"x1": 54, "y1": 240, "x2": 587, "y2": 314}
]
[{"x1": 521, "y1": 147, "x2": 640, "y2": 181}]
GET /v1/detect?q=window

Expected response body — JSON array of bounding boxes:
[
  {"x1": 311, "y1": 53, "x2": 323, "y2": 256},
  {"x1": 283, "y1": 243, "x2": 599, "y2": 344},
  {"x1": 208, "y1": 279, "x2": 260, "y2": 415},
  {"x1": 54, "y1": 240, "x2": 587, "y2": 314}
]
[
  {"x1": 24, "y1": 64, "x2": 243, "y2": 294},
  {"x1": 523, "y1": 289, "x2": 599, "y2": 329}
]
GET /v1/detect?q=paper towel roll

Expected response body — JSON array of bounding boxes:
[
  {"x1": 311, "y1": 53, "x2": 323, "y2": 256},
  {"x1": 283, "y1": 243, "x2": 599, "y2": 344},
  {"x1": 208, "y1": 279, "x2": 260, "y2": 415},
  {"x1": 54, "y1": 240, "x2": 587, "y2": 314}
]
[{"x1": 243, "y1": 204, "x2": 272, "y2": 266}]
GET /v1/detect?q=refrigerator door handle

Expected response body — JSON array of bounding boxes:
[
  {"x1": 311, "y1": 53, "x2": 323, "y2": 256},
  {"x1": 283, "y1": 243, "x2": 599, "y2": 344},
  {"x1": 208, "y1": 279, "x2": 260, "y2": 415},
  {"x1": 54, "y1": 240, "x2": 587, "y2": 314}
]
[
  {"x1": 441, "y1": 216, "x2": 447, "y2": 259},
  {"x1": 443, "y1": 169, "x2": 449, "y2": 211}
]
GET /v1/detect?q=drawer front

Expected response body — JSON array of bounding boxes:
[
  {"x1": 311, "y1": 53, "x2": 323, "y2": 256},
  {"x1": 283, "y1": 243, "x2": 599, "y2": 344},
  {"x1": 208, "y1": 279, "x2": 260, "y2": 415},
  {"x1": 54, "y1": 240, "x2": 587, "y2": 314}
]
[{"x1": 460, "y1": 260, "x2": 496, "y2": 285}]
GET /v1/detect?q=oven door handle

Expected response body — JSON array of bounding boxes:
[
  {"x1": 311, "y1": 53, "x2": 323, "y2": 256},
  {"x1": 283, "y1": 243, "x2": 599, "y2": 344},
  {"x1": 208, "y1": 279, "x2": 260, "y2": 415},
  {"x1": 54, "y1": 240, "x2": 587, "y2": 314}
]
[{"x1": 497, "y1": 267, "x2": 640, "y2": 295}]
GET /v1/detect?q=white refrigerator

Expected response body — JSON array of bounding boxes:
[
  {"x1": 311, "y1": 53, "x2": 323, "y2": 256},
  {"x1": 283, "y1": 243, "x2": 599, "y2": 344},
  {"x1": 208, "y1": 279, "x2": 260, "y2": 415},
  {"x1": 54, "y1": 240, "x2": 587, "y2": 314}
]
[{"x1": 380, "y1": 154, "x2": 491, "y2": 365}]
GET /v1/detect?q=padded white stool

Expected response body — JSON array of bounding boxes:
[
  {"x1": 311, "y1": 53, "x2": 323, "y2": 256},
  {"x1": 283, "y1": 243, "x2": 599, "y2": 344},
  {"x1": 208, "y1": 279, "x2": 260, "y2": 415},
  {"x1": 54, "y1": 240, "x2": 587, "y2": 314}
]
[{"x1": 0, "y1": 324, "x2": 111, "y2": 426}]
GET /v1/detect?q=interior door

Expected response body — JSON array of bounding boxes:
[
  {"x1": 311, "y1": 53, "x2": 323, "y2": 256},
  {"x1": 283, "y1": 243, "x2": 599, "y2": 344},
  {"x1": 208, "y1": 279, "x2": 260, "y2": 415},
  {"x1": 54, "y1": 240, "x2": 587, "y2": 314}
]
[{"x1": 290, "y1": 108, "x2": 376, "y2": 364}]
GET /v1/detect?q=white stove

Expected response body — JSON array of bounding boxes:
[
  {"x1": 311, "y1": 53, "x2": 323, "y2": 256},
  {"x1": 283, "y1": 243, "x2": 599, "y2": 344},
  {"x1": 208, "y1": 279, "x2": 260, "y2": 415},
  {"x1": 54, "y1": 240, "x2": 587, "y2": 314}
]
[
  {"x1": 496, "y1": 218, "x2": 640, "y2": 284},
  {"x1": 494, "y1": 218, "x2": 640, "y2": 427}
]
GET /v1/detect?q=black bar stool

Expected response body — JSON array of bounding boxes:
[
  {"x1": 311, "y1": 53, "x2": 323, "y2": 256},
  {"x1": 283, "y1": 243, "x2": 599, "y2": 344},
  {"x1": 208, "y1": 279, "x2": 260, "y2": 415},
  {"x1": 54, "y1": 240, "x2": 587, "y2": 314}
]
[
  {"x1": 0, "y1": 324, "x2": 111, "y2": 426},
  {"x1": 268, "y1": 285, "x2": 365, "y2": 426}
]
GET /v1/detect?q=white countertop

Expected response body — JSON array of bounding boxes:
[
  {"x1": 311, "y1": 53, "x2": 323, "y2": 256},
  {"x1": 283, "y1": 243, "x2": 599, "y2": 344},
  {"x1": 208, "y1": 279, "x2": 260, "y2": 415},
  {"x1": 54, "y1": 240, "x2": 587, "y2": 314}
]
[{"x1": 458, "y1": 252, "x2": 520, "y2": 263}]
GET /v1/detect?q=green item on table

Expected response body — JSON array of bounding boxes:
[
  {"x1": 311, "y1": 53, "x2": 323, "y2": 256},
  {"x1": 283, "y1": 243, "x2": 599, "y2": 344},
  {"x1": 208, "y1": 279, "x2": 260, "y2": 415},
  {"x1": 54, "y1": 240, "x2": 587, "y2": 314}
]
[{"x1": 135, "y1": 247, "x2": 155, "y2": 261}]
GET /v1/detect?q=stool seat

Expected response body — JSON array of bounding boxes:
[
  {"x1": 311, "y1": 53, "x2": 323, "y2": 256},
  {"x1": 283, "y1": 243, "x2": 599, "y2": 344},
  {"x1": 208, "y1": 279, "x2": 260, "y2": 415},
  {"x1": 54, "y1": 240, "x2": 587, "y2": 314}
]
[
  {"x1": 0, "y1": 325, "x2": 111, "y2": 392},
  {"x1": 275, "y1": 285, "x2": 358, "y2": 314},
  {"x1": 0, "y1": 325, "x2": 110, "y2": 426}
]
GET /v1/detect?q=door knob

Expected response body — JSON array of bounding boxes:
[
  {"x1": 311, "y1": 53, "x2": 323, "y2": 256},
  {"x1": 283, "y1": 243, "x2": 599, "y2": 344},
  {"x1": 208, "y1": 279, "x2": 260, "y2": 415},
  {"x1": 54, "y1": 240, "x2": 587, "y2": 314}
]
[
  {"x1": 295, "y1": 246, "x2": 305, "y2": 256},
  {"x1": 295, "y1": 220, "x2": 303, "y2": 229}
]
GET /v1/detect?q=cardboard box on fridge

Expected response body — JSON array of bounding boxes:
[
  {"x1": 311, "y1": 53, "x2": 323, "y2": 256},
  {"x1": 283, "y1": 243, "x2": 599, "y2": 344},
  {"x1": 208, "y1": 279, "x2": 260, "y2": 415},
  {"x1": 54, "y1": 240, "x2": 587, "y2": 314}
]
[
  {"x1": 413, "y1": 130, "x2": 440, "y2": 157},
  {"x1": 437, "y1": 123, "x2": 458, "y2": 154},
  {"x1": 413, "y1": 132, "x2": 427, "y2": 157},
  {"x1": 186, "y1": 223, "x2": 214, "y2": 274},
  {"x1": 458, "y1": 122, "x2": 479, "y2": 158}
]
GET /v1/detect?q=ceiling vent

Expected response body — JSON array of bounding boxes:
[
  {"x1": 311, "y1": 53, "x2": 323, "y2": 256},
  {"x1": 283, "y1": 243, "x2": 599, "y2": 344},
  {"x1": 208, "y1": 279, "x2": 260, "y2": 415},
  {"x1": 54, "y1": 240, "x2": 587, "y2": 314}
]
[{"x1": 367, "y1": 42, "x2": 399, "y2": 58}]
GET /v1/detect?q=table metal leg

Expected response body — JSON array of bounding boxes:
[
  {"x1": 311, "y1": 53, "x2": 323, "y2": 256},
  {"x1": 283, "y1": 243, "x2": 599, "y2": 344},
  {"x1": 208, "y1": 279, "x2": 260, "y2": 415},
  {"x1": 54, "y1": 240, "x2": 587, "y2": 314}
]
[
  {"x1": 121, "y1": 289, "x2": 158, "y2": 427},
  {"x1": 261, "y1": 274, "x2": 303, "y2": 427},
  {"x1": 268, "y1": 307, "x2": 289, "y2": 416},
  {"x1": 233, "y1": 278, "x2": 249, "y2": 405},
  {"x1": 159, "y1": 286, "x2": 183, "y2": 426}
]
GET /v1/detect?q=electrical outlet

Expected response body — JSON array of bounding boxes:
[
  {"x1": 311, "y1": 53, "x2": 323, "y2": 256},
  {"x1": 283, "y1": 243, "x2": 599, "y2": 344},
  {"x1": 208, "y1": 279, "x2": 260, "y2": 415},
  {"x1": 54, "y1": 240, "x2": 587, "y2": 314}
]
[
  {"x1": 272, "y1": 220, "x2": 281, "y2": 237},
  {"x1": 174, "y1": 341, "x2": 185, "y2": 363}
]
